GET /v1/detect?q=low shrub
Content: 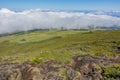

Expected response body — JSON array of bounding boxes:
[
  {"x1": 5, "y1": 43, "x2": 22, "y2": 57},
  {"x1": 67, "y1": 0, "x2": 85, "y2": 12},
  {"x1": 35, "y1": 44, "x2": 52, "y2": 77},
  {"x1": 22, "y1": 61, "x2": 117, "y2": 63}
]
[
  {"x1": 32, "y1": 57, "x2": 43, "y2": 63},
  {"x1": 102, "y1": 64, "x2": 120, "y2": 78}
]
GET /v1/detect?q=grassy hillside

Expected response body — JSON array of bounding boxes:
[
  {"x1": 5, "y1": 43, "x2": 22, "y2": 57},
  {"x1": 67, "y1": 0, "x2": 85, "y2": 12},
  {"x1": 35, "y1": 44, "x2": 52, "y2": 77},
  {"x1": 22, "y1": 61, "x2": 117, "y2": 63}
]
[{"x1": 0, "y1": 30, "x2": 120, "y2": 63}]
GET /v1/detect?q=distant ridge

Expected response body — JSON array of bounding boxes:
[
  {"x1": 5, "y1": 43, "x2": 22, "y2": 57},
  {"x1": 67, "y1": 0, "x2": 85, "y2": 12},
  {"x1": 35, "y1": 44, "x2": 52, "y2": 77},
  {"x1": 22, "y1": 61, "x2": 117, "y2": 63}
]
[{"x1": 0, "y1": 27, "x2": 120, "y2": 37}]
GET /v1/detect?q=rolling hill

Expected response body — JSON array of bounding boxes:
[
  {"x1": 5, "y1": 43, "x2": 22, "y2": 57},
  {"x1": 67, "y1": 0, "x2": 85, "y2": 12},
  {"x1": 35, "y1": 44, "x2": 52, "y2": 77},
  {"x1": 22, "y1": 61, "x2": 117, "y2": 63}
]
[
  {"x1": 0, "y1": 30, "x2": 120, "y2": 63},
  {"x1": 0, "y1": 30, "x2": 120, "y2": 80}
]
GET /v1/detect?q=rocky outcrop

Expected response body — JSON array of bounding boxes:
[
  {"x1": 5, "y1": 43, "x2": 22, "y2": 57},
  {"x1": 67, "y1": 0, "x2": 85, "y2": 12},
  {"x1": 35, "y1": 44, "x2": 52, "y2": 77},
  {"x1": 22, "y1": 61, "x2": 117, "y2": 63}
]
[
  {"x1": 21, "y1": 64, "x2": 42, "y2": 80},
  {"x1": 0, "y1": 55, "x2": 120, "y2": 80},
  {"x1": 69, "y1": 55, "x2": 103, "y2": 80}
]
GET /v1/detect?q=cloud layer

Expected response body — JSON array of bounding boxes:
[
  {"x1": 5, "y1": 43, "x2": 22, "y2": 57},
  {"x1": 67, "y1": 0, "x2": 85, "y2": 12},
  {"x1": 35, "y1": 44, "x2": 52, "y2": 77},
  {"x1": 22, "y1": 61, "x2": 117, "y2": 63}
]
[{"x1": 0, "y1": 8, "x2": 120, "y2": 34}]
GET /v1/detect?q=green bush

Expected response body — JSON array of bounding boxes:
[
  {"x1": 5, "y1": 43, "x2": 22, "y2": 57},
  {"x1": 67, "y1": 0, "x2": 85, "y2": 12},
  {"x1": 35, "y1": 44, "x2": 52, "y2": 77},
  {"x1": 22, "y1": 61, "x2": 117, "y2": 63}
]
[
  {"x1": 20, "y1": 39, "x2": 26, "y2": 41},
  {"x1": 32, "y1": 57, "x2": 43, "y2": 63},
  {"x1": 102, "y1": 64, "x2": 120, "y2": 78}
]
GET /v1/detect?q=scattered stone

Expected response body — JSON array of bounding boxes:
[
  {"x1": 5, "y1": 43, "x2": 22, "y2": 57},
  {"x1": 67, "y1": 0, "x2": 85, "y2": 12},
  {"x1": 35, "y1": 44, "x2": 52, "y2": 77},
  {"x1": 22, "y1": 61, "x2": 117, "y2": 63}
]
[{"x1": 66, "y1": 67, "x2": 81, "y2": 80}]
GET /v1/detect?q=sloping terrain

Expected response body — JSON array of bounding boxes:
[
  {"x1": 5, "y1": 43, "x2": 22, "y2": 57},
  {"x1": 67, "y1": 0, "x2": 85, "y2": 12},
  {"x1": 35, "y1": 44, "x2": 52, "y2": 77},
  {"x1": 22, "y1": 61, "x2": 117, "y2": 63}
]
[
  {"x1": 0, "y1": 30, "x2": 120, "y2": 80},
  {"x1": 0, "y1": 30, "x2": 120, "y2": 63}
]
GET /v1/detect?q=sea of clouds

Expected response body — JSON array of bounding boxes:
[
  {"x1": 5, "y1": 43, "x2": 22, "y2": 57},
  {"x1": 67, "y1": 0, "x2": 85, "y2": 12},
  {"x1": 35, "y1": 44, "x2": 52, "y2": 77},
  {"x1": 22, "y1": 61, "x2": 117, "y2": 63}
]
[{"x1": 0, "y1": 8, "x2": 120, "y2": 34}]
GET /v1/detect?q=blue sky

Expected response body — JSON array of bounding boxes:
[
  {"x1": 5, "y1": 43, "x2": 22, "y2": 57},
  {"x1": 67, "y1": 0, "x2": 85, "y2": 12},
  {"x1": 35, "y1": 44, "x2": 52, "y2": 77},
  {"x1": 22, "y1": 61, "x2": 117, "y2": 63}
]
[{"x1": 0, "y1": 0, "x2": 120, "y2": 11}]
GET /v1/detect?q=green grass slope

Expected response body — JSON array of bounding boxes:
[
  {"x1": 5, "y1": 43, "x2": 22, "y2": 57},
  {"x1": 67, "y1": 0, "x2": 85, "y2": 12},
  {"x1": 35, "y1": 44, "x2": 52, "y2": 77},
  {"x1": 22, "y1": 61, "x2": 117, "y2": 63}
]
[{"x1": 0, "y1": 30, "x2": 120, "y2": 63}]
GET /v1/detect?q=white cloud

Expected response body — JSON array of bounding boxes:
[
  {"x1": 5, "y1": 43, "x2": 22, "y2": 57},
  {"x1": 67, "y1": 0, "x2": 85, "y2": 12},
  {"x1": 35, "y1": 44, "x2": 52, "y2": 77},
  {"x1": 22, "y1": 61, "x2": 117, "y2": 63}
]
[{"x1": 0, "y1": 8, "x2": 120, "y2": 34}]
